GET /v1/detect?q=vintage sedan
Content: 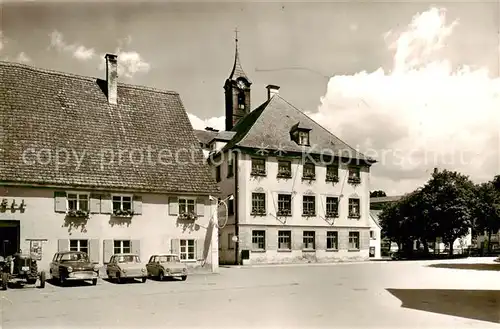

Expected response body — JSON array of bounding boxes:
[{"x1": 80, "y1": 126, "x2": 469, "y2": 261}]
[
  {"x1": 146, "y1": 254, "x2": 188, "y2": 281},
  {"x1": 106, "y1": 253, "x2": 147, "y2": 283},
  {"x1": 49, "y1": 251, "x2": 99, "y2": 286}
]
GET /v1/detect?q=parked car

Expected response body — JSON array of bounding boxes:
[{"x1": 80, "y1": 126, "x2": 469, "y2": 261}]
[
  {"x1": 146, "y1": 254, "x2": 188, "y2": 281},
  {"x1": 106, "y1": 253, "x2": 147, "y2": 283},
  {"x1": 49, "y1": 251, "x2": 99, "y2": 286}
]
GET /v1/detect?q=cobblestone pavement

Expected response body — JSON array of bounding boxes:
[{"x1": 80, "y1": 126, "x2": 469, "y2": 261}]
[{"x1": 1, "y1": 257, "x2": 499, "y2": 328}]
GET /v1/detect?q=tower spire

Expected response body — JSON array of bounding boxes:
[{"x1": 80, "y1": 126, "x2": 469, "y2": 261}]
[{"x1": 228, "y1": 27, "x2": 251, "y2": 83}]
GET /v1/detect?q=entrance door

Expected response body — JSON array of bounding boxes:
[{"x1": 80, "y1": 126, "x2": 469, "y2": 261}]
[{"x1": 0, "y1": 220, "x2": 20, "y2": 257}]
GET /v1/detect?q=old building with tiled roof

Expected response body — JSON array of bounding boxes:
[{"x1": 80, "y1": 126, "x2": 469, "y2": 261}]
[
  {"x1": 194, "y1": 38, "x2": 380, "y2": 265},
  {"x1": 0, "y1": 54, "x2": 220, "y2": 273}
]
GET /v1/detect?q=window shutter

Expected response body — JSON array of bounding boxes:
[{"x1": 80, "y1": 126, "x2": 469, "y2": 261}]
[
  {"x1": 89, "y1": 194, "x2": 101, "y2": 214},
  {"x1": 100, "y1": 194, "x2": 112, "y2": 214},
  {"x1": 170, "y1": 239, "x2": 180, "y2": 255},
  {"x1": 133, "y1": 195, "x2": 143, "y2": 215},
  {"x1": 103, "y1": 239, "x2": 113, "y2": 263},
  {"x1": 54, "y1": 191, "x2": 67, "y2": 213},
  {"x1": 89, "y1": 239, "x2": 100, "y2": 263},
  {"x1": 57, "y1": 239, "x2": 69, "y2": 252},
  {"x1": 196, "y1": 239, "x2": 205, "y2": 261},
  {"x1": 168, "y1": 197, "x2": 179, "y2": 216},
  {"x1": 196, "y1": 197, "x2": 205, "y2": 217},
  {"x1": 131, "y1": 239, "x2": 141, "y2": 258}
]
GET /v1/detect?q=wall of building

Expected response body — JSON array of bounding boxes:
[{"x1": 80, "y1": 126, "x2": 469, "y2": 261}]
[
  {"x1": 368, "y1": 223, "x2": 382, "y2": 259},
  {"x1": 233, "y1": 153, "x2": 372, "y2": 264},
  {"x1": 0, "y1": 186, "x2": 218, "y2": 272}
]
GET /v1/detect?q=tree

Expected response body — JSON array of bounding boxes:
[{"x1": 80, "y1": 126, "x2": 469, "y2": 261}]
[
  {"x1": 492, "y1": 175, "x2": 500, "y2": 191},
  {"x1": 420, "y1": 170, "x2": 476, "y2": 256},
  {"x1": 370, "y1": 190, "x2": 387, "y2": 198},
  {"x1": 472, "y1": 181, "x2": 500, "y2": 253}
]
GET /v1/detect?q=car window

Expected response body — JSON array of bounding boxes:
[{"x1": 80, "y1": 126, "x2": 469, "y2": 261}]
[
  {"x1": 166, "y1": 255, "x2": 180, "y2": 262},
  {"x1": 148, "y1": 256, "x2": 154, "y2": 263},
  {"x1": 52, "y1": 253, "x2": 59, "y2": 262},
  {"x1": 60, "y1": 253, "x2": 89, "y2": 262},
  {"x1": 116, "y1": 255, "x2": 139, "y2": 263},
  {"x1": 109, "y1": 256, "x2": 115, "y2": 263}
]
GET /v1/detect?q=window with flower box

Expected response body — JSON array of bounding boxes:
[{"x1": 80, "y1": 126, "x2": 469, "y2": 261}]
[
  {"x1": 348, "y1": 166, "x2": 361, "y2": 184},
  {"x1": 302, "y1": 195, "x2": 316, "y2": 216},
  {"x1": 302, "y1": 162, "x2": 315, "y2": 180},
  {"x1": 277, "y1": 160, "x2": 292, "y2": 178},
  {"x1": 326, "y1": 164, "x2": 339, "y2": 183},
  {"x1": 277, "y1": 194, "x2": 292, "y2": 216},
  {"x1": 251, "y1": 158, "x2": 266, "y2": 176},
  {"x1": 112, "y1": 195, "x2": 133, "y2": 217},
  {"x1": 66, "y1": 193, "x2": 89, "y2": 217},
  {"x1": 348, "y1": 198, "x2": 361, "y2": 219},
  {"x1": 179, "y1": 198, "x2": 196, "y2": 220},
  {"x1": 325, "y1": 197, "x2": 339, "y2": 218},
  {"x1": 251, "y1": 193, "x2": 266, "y2": 216}
]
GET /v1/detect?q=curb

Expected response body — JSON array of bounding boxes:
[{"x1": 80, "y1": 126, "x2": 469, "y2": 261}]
[{"x1": 221, "y1": 260, "x2": 390, "y2": 269}]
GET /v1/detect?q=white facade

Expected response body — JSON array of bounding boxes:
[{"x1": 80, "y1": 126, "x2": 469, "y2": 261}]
[{"x1": 0, "y1": 186, "x2": 219, "y2": 273}]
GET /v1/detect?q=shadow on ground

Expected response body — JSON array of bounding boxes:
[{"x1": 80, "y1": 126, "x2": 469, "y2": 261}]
[
  {"x1": 427, "y1": 263, "x2": 500, "y2": 271},
  {"x1": 387, "y1": 288, "x2": 500, "y2": 324}
]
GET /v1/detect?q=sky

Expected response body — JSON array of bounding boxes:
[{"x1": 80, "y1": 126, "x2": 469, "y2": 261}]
[{"x1": 1, "y1": 0, "x2": 499, "y2": 195}]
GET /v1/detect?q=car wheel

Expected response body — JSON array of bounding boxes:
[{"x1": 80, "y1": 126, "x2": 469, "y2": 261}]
[
  {"x1": 39, "y1": 271, "x2": 46, "y2": 289},
  {"x1": 141, "y1": 277, "x2": 147, "y2": 283},
  {"x1": 158, "y1": 271, "x2": 164, "y2": 281},
  {"x1": 59, "y1": 273, "x2": 66, "y2": 286},
  {"x1": 116, "y1": 273, "x2": 122, "y2": 284},
  {"x1": 92, "y1": 279, "x2": 97, "y2": 286},
  {"x1": 181, "y1": 275, "x2": 187, "y2": 281}
]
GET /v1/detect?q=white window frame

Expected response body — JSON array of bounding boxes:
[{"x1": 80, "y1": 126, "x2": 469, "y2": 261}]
[
  {"x1": 111, "y1": 194, "x2": 134, "y2": 212},
  {"x1": 69, "y1": 239, "x2": 89, "y2": 254},
  {"x1": 298, "y1": 130, "x2": 309, "y2": 145},
  {"x1": 66, "y1": 191, "x2": 90, "y2": 211},
  {"x1": 113, "y1": 240, "x2": 131, "y2": 254},
  {"x1": 180, "y1": 239, "x2": 196, "y2": 261},
  {"x1": 178, "y1": 197, "x2": 196, "y2": 215}
]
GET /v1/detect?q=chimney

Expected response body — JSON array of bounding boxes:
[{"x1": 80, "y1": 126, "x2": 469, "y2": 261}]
[
  {"x1": 266, "y1": 84, "x2": 280, "y2": 100},
  {"x1": 105, "y1": 54, "x2": 118, "y2": 105}
]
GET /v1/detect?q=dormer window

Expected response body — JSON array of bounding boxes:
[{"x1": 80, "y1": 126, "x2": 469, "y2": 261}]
[
  {"x1": 298, "y1": 131, "x2": 309, "y2": 145},
  {"x1": 290, "y1": 122, "x2": 312, "y2": 146}
]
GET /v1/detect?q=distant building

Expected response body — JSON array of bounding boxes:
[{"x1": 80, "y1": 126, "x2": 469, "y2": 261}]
[
  {"x1": 195, "y1": 38, "x2": 378, "y2": 265},
  {"x1": 0, "y1": 55, "x2": 220, "y2": 272}
]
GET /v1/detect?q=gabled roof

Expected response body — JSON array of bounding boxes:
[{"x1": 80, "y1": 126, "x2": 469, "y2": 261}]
[
  {"x1": 222, "y1": 95, "x2": 375, "y2": 163},
  {"x1": 0, "y1": 61, "x2": 219, "y2": 195},
  {"x1": 194, "y1": 129, "x2": 236, "y2": 145}
]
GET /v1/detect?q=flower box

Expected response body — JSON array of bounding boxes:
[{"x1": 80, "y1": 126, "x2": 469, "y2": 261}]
[
  {"x1": 277, "y1": 170, "x2": 292, "y2": 178},
  {"x1": 67, "y1": 209, "x2": 89, "y2": 218},
  {"x1": 113, "y1": 209, "x2": 134, "y2": 217},
  {"x1": 277, "y1": 209, "x2": 292, "y2": 217},
  {"x1": 302, "y1": 210, "x2": 316, "y2": 217},
  {"x1": 326, "y1": 175, "x2": 339, "y2": 183},
  {"x1": 251, "y1": 208, "x2": 267, "y2": 216},
  {"x1": 251, "y1": 168, "x2": 266, "y2": 176},
  {"x1": 302, "y1": 173, "x2": 316, "y2": 180},
  {"x1": 348, "y1": 213, "x2": 361, "y2": 219},
  {"x1": 325, "y1": 211, "x2": 339, "y2": 218},
  {"x1": 348, "y1": 176, "x2": 361, "y2": 184},
  {"x1": 178, "y1": 212, "x2": 198, "y2": 221}
]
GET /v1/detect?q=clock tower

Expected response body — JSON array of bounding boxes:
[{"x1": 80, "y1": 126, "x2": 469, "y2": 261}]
[{"x1": 224, "y1": 29, "x2": 252, "y2": 131}]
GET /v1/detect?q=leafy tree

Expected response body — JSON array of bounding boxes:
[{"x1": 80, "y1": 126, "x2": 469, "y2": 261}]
[
  {"x1": 370, "y1": 190, "x2": 387, "y2": 198},
  {"x1": 493, "y1": 175, "x2": 500, "y2": 191},
  {"x1": 473, "y1": 181, "x2": 500, "y2": 253},
  {"x1": 420, "y1": 170, "x2": 476, "y2": 255}
]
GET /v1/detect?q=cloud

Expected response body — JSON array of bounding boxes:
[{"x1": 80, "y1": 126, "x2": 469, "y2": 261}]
[
  {"x1": 187, "y1": 6, "x2": 500, "y2": 195},
  {"x1": 98, "y1": 36, "x2": 150, "y2": 79},
  {"x1": 310, "y1": 6, "x2": 500, "y2": 194},
  {"x1": 49, "y1": 30, "x2": 95, "y2": 61},
  {"x1": 188, "y1": 114, "x2": 225, "y2": 131},
  {"x1": 15, "y1": 52, "x2": 31, "y2": 63}
]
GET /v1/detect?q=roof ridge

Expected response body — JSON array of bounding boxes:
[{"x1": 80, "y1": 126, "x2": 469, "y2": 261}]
[
  {"x1": 0, "y1": 60, "x2": 179, "y2": 96},
  {"x1": 275, "y1": 94, "x2": 373, "y2": 161}
]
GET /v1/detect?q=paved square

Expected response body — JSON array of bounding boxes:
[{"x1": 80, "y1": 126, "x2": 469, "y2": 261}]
[{"x1": 1, "y1": 258, "x2": 499, "y2": 328}]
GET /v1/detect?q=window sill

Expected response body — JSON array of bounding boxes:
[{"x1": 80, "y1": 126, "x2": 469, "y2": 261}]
[
  {"x1": 251, "y1": 249, "x2": 266, "y2": 253},
  {"x1": 348, "y1": 216, "x2": 361, "y2": 220},
  {"x1": 302, "y1": 249, "x2": 316, "y2": 252},
  {"x1": 277, "y1": 249, "x2": 292, "y2": 252},
  {"x1": 301, "y1": 177, "x2": 316, "y2": 181},
  {"x1": 250, "y1": 172, "x2": 267, "y2": 177},
  {"x1": 302, "y1": 214, "x2": 316, "y2": 217},
  {"x1": 277, "y1": 175, "x2": 292, "y2": 179},
  {"x1": 276, "y1": 213, "x2": 292, "y2": 217},
  {"x1": 348, "y1": 249, "x2": 360, "y2": 252},
  {"x1": 326, "y1": 249, "x2": 339, "y2": 252},
  {"x1": 250, "y1": 213, "x2": 267, "y2": 217}
]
